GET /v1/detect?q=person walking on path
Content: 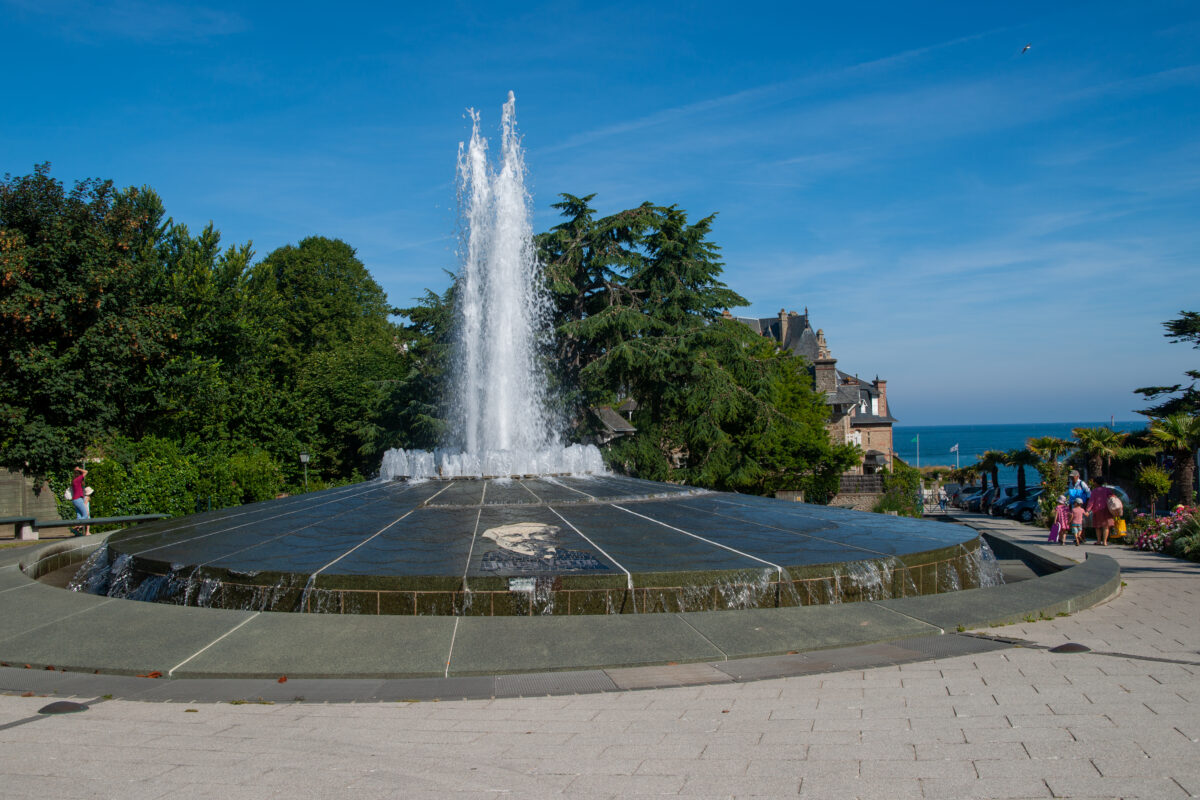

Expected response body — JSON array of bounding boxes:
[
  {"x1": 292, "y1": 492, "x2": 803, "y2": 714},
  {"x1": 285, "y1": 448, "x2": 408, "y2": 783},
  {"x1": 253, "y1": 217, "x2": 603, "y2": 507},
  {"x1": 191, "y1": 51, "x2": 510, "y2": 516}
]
[
  {"x1": 1066, "y1": 470, "x2": 1090, "y2": 508},
  {"x1": 1066, "y1": 469, "x2": 1090, "y2": 541},
  {"x1": 70, "y1": 466, "x2": 90, "y2": 536},
  {"x1": 1052, "y1": 494, "x2": 1071, "y2": 544},
  {"x1": 1068, "y1": 498, "x2": 1086, "y2": 545},
  {"x1": 938, "y1": 487, "x2": 948, "y2": 512},
  {"x1": 1087, "y1": 476, "x2": 1120, "y2": 546}
]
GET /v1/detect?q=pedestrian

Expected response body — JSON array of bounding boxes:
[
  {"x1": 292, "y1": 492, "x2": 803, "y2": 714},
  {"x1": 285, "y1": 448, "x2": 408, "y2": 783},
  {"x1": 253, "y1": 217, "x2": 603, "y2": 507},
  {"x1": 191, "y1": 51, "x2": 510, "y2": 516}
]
[
  {"x1": 1066, "y1": 469, "x2": 1090, "y2": 542},
  {"x1": 938, "y1": 487, "x2": 948, "y2": 512},
  {"x1": 1066, "y1": 469, "x2": 1090, "y2": 508},
  {"x1": 70, "y1": 466, "x2": 90, "y2": 536},
  {"x1": 1052, "y1": 494, "x2": 1071, "y2": 545},
  {"x1": 1069, "y1": 497, "x2": 1086, "y2": 546},
  {"x1": 1086, "y1": 476, "x2": 1120, "y2": 546}
]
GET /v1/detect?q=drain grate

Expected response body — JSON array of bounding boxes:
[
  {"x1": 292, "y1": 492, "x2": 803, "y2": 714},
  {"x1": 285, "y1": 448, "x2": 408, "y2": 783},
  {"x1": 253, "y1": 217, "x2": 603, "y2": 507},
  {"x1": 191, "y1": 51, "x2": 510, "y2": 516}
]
[{"x1": 495, "y1": 670, "x2": 617, "y2": 697}]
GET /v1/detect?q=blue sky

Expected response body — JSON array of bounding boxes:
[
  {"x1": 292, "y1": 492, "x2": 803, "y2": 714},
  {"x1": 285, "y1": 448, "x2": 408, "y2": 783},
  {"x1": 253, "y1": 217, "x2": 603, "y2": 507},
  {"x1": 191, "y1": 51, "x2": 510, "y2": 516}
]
[{"x1": 3, "y1": 1, "x2": 1197, "y2": 425}]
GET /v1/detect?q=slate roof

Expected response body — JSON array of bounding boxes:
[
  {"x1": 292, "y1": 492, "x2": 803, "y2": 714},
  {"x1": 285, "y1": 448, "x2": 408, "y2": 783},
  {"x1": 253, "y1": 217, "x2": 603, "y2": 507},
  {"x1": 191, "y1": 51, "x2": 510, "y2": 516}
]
[
  {"x1": 731, "y1": 313, "x2": 818, "y2": 362},
  {"x1": 593, "y1": 406, "x2": 636, "y2": 435},
  {"x1": 731, "y1": 310, "x2": 897, "y2": 424}
]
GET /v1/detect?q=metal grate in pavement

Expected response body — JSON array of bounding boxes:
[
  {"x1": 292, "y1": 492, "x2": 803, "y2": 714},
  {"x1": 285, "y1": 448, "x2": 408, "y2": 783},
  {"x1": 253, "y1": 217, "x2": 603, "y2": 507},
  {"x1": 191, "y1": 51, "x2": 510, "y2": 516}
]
[{"x1": 495, "y1": 670, "x2": 616, "y2": 697}]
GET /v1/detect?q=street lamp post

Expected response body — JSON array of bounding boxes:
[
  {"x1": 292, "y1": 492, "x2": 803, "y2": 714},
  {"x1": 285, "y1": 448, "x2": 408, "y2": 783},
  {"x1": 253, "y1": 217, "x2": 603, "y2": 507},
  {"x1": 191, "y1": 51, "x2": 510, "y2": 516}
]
[{"x1": 299, "y1": 452, "x2": 309, "y2": 492}]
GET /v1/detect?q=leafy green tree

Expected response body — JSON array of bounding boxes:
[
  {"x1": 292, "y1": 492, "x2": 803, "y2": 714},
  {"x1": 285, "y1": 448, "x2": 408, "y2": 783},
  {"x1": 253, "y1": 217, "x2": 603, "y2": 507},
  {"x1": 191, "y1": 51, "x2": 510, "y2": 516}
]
[
  {"x1": 1027, "y1": 436, "x2": 1071, "y2": 522},
  {"x1": 1135, "y1": 464, "x2": 1172, "y2": 519},
  {"x1": 875, "y1": 459, "x2": 922, "y2": 517},
  {"x1": 549, "y1": 202, "x2": 856, "y2": 497},
  {"x1": 388, "y1": 286, "x2": 455, "y2": 451},
  {"x1": 1149, "y1": 413, "x2": 1200, "y2": 505},
  {"x1": 536, "y1": 194, "x2": 655, "y2": 406},
  {"x1": 250, "y1": 237, "x2": 394, "y2": 372},
  {"x1": 0, "y1": 165, "x2": 182, "y2": 478},
  {"x1": 247, "y1": 237, "x2": 406, "y2": 482},
  {"x1": 1135, "y1": 311, "x2": 1200, "y2": 417}
]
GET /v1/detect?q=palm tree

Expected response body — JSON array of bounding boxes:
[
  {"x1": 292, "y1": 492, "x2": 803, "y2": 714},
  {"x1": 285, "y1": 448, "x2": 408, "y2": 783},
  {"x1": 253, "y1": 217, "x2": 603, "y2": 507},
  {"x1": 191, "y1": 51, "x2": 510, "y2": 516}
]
[
  {"x1": 1005, "y1": 448, "x2": 1041, "y2": 499},
  {"x1": 1072, "y1": 427, "x2": 1127, "y2": 480},
  {"x1": 1028, "y1": 435, "x2": 1071, "y2": 465},
  {"x1": 1027, "y1": 435, "x2": 1070, "y2": 490},
  {"x1": 977, "y1": 450, "x2": 1005, "y2": 509},
  {"x1": 1149, "y1": 414, "x2": 1200, "y2": 505}
]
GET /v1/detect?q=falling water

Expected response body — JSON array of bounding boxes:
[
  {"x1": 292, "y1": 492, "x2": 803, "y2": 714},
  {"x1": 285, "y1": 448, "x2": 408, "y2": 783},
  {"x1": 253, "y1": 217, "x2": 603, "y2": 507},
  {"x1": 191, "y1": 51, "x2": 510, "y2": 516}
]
[{"x1": 380, "y1": 92, "x2": 605, "y2": 480}]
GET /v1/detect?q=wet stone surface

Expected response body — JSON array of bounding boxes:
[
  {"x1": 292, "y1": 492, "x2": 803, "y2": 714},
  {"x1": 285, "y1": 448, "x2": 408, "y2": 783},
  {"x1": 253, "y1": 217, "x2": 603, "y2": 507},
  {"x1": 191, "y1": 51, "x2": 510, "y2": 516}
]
[{"x1": 76, "y1": 475, "x2": 988, "y2": 615}]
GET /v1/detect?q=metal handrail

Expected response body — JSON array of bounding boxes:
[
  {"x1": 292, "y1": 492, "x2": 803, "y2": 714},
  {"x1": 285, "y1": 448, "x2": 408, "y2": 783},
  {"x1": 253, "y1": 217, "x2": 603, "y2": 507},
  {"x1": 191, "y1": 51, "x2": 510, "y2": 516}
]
[{"x1": 4, "y1": 514, "x2": 167, "y2": 541}]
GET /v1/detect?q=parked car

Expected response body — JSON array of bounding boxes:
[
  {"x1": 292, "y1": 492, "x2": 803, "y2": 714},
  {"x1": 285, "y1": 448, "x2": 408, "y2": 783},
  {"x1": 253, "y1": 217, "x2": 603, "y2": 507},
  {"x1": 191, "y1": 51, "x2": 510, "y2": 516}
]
[
  {"x1": 952, "y1": 487, "x2": 984, "y2": 508},
  {"x1": 1005, "y1": 488, "x2": 1046, "y2": 522},
  {"x1": 966, "y1": 488, "x2": 1000, "y2": 513},
  {"x1": 988, "y1": 487, "x2": 1022, "y2": 516}
]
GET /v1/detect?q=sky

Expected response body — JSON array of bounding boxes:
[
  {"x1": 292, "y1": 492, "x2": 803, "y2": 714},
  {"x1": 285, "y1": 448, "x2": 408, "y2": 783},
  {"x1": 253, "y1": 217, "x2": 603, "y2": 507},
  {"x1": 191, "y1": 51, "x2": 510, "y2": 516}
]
[{"x1": 2, "y1": 0, "x2": 1197, "y2": 426}]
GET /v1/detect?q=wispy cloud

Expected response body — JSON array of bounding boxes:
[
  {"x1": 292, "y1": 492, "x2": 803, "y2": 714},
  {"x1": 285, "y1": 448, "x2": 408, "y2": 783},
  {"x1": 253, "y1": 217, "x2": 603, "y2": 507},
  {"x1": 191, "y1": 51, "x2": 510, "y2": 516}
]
[{"x1": 540, "y1": 28, "x2": 1011, "y2": 155}]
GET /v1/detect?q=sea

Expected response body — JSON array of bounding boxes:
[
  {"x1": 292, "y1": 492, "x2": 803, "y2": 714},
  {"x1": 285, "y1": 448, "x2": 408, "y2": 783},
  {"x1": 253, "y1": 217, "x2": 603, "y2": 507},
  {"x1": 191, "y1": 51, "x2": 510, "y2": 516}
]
[{"x1": 893, "y1": 421, "x2": 1146, "y2": 486}]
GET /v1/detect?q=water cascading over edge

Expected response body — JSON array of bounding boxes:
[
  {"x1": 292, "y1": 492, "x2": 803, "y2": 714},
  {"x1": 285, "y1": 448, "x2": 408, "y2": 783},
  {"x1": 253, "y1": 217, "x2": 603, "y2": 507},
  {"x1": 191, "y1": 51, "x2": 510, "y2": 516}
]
[{"x1": 381, "y1": 93, "x2": 605, "y2": 480}]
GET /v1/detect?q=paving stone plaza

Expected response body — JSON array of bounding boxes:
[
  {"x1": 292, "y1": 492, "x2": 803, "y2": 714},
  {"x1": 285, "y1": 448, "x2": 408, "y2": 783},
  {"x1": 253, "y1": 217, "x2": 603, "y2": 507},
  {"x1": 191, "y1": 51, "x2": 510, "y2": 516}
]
[{"x1": 2, "y1": 512, "x2": 1198, "y2": 799}]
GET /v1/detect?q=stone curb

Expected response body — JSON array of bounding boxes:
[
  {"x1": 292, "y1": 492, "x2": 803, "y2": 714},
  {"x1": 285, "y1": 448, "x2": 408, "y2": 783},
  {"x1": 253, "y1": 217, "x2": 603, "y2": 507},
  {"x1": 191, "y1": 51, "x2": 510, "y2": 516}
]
[{"x1": 0, "y1": 528, "x2": 1119, "y2": 683}]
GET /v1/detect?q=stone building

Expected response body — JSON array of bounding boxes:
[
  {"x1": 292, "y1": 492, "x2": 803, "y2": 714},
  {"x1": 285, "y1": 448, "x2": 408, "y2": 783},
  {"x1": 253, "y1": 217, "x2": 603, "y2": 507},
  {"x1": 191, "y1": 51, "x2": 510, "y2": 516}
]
[{"x1": 727, "y1": 309, "x2": 896, "y2": 475}]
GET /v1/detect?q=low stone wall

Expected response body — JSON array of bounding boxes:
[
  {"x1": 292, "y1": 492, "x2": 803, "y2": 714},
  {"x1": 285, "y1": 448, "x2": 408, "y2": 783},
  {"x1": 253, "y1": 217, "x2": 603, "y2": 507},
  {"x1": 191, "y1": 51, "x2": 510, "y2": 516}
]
[
  {"x1": 0, "y1": 467, "x2": 59, "y2": 534},
  {"x1": 828, "y1": 493, "x2": 881, "y2": 512}
]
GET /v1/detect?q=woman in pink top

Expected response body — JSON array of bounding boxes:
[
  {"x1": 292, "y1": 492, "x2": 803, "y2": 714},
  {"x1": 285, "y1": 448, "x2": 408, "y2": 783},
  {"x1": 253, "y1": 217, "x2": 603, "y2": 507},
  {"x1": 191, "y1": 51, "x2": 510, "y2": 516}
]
[
  {"x1": 70, "y1": 466, "x2": 89, "y2": 536},
  {"x1": 1086, "y1": 475, "x2": 1116, "y2": 546}
]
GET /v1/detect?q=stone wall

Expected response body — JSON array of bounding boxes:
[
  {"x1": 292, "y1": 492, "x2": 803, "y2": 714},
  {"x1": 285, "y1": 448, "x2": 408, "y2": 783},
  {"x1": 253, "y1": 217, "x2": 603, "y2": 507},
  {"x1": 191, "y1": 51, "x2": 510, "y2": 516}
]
[
  {"x1": 0, "y1": 468, "x2": 60, "y2": 531},
  {"x1": 828, "y1": 493, "x2": 881, "y2": 512}
]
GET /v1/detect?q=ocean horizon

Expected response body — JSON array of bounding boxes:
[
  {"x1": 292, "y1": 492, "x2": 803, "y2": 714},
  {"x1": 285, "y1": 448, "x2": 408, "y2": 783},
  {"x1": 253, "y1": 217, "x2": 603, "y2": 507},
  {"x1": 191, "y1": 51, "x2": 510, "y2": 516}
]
[{"x1": 893, "y1": 420, "x2": 1146, "y2": 486}]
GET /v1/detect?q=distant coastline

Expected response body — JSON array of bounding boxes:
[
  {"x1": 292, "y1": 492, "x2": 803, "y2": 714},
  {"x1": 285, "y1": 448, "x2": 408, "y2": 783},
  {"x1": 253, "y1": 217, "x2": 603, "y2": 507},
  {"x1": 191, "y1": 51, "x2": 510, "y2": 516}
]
[{"x1": 892, "y1": 420, "x2": 1144, "y2": 485}]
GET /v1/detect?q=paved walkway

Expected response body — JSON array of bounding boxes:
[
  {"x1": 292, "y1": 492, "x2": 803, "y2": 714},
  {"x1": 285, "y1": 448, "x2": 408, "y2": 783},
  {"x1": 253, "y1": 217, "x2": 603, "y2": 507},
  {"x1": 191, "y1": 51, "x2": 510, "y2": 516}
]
[{"x1": 2, "y1": 514, "x2": 1198, "y2": 799}]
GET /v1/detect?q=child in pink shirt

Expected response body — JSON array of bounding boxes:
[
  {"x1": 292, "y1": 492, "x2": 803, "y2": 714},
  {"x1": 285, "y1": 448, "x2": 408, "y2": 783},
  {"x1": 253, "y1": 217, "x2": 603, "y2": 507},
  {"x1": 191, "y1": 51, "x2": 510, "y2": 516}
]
[
  {"x1": 1053, "y1": 495, "x2": 1071, "y2": 545},
  {"x1": 1069, "y1": 498, "x2": 1087, "y2": 545}
]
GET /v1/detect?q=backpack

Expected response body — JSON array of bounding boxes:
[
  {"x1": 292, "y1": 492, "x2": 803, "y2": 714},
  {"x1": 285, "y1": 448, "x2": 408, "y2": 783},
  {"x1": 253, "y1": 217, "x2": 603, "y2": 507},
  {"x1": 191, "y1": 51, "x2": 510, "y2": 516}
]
[{"x1": 1106, "y1": 493, "x2": 1123, "y2": 518}]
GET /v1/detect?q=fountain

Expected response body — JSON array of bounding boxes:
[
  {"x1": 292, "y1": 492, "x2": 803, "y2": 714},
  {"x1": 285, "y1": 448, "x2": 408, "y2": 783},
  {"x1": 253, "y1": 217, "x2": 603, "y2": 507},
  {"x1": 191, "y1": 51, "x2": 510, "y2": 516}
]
[
  {"x1": 69, "y1": 94, "x2": 999, "y2": 615},
  {"x1": 380, "y1": 92, "x2": 604, "y2": 480}
]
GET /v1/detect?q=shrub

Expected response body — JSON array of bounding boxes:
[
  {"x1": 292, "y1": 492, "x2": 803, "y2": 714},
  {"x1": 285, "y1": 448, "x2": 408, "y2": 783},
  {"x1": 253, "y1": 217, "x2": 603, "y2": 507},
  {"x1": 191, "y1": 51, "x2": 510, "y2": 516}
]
[{"x1": 874, "y1": 460, "x2": 922, "y2": 518}]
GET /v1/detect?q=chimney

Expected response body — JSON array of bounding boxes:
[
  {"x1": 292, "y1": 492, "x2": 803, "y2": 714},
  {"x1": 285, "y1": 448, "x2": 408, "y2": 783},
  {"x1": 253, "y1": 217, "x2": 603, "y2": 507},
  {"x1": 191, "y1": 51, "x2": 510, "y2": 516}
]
[
  {"x1": 813, "y1": 329, "x2": 837, "y2": 394},
  {"x1": 777, "y1": 309, "x2": 788, "y2": 345},
  {"x1": 875, "y1": 378, "x2": 888, "y2": 416}
]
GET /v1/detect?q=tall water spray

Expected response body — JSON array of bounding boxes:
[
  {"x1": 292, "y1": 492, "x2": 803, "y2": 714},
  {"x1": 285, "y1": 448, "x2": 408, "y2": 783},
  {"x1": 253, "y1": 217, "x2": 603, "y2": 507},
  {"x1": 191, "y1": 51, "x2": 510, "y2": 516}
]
[{"x1": 380, "y1": 93, "x2": 605, "y2": 479}]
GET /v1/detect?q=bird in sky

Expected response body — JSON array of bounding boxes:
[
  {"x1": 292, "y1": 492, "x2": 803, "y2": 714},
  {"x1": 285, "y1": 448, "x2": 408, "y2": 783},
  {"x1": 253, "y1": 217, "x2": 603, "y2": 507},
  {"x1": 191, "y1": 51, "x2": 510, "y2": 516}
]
[{"x1": 1021, "y1": 43, "x2": 1032, "y2": 54}]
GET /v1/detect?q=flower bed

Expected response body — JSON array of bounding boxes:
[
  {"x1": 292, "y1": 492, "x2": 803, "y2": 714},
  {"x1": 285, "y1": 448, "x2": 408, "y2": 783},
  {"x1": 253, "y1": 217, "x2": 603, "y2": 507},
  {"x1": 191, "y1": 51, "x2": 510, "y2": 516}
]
[{"x1": 1130, "y1": 506, "x2": 1198, "y2": 556}]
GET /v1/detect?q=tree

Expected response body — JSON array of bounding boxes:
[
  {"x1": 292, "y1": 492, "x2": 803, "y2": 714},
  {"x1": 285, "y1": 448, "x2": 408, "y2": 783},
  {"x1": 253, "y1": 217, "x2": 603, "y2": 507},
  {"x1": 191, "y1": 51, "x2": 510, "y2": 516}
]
[
  {"x1": 1135, "y1": 311, "x2": 1200, "y2": 417},
  {"x1": 977, "y1": 450, "x2": 1005, "y2": 505},
  {"x1": 1072, "y1": 426, "x2": 1127, "y2": 480},
  {"x1": 0, "y1": 165, "x2": 181, "y2": 478},
  {"x1": 536, "y1": 194, "x2": 655, "y2": 408},
  {"x1": 875, "y1": 459, "x2": 922, "y2": 517},
  {"x1": 1027, "y1": 436, "x2": 1072, "y2": 524},
  {"x1": 1004, "y1": 448, "x2": 1041, "y2": 499},
  {"x1": 1135, "y1": 464, "x2": 1172, "y2": 519},
  {"x1": 1149, "y1": 414, "x2": 1200, "y2": 506},
  {"x1": 388, "y1": 286, "x2": 455, "y2": 451},
  {"x1": 537, "y1": 198, "x2": 857, "y2": 499},
  {"x1": 246, "y1": 237, "x2": 406, "y2": 481}
]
